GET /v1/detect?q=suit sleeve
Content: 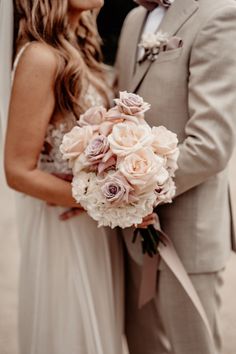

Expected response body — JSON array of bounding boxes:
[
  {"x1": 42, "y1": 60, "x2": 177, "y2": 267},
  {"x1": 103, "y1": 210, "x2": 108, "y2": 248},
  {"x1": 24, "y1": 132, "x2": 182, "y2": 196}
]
[{"x1": 175, "y1": 6, "x2": 236, "y2": 197}]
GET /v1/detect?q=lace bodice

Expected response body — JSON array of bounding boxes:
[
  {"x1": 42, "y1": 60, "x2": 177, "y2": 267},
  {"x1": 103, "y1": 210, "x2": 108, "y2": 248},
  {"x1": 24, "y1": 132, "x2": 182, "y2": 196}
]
[
  {"x1": 39, "y1": 85, "x2": 105, "y2": 174},
  {"x1": 13, "y1": 44, "x2": 112, "y2": 175}
]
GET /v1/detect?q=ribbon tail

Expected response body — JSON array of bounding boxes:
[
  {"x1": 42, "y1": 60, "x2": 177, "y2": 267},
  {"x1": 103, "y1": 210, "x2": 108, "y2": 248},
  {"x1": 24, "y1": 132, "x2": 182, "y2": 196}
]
[
  {"x1": 158, "y1": 231, "x2": 213, "y2": 342},
  {"x1": 139, "y1": 253, "x2": 160, "y2": 308},
  {"x1": 138, "y1": 228, "x2": 213, "y2": 342}
]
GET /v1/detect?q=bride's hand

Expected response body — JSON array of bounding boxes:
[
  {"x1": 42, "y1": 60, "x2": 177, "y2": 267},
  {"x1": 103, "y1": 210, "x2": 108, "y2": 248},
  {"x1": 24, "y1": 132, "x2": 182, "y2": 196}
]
[
  {"x1": 47, "y1": 173, "x2": 84, "y2": 219},
  {"x1": 59, "y1": 207, "x2": 85, "y2": 221},
  {"x1": 136, "y1": 212, "x2": 160, "y2": 229},
  {"x1": 52, "y1": 173, "x2": 73, "y2": 182}
]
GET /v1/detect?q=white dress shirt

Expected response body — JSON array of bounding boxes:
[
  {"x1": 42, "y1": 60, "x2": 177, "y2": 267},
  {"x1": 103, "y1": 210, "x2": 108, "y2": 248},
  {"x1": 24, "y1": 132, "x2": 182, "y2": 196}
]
[{"x1": 137, "y1": 1, "x2": 175, "y2": 61}]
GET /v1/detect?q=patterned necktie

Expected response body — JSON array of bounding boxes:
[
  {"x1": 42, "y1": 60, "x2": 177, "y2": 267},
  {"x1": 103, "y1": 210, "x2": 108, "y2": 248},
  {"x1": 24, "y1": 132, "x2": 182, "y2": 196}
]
[{"x1": 134, "y1": 0, "x2": 172, "y2": 11}]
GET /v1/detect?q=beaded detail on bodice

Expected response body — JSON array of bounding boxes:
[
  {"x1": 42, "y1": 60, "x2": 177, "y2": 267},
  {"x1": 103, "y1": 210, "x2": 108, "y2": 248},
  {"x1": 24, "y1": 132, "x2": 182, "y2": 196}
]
[{"x1": 39, "y1": 85, "x2": 106, "y2": 174}]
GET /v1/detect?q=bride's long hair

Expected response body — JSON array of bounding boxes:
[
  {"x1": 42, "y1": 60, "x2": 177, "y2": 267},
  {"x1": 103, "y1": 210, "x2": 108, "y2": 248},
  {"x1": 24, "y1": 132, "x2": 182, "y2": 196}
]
[{"x1": 14, "y1": 0, "x2": 109, "y2": 118}]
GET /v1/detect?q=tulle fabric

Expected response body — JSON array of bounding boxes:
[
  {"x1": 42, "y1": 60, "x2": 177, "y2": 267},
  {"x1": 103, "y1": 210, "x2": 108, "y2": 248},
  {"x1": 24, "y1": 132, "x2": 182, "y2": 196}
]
[
  {"x1": 15, "y1": 193, "x2": 127, "y2": 354},
  {"x1": 12, "y1": 42, "x2": 128, "y2": 354}
]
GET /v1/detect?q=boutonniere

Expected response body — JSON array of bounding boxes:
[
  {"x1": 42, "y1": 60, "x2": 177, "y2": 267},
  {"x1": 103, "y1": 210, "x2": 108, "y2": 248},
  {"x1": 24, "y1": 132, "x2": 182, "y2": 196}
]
[{"x1": 138, "y1": 31, "x2": 183, "y2": 64}]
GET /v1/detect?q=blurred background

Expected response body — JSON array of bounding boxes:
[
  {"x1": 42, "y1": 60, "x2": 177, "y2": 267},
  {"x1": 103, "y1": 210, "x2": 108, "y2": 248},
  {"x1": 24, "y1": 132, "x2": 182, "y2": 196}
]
[
  {"x1": 97, "y1": 0, "x2": 137, "y2": 64},
  {"x1": 0, "y1": 1, "x2": 236, "y2": 353}
]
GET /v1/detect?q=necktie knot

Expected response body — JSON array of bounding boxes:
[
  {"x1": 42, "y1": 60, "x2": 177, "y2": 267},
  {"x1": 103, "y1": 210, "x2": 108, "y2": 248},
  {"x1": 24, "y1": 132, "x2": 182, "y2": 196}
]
[
  {"x1": 156, "y1": 0, "x2": 172, "y2": 8},
  {"x1": 134, "y1": 0, "x2": 172, "y2": 11}
]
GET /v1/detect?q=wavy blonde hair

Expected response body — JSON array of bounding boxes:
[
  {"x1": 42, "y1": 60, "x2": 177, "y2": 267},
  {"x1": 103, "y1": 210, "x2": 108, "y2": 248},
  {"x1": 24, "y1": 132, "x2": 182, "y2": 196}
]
[{"x1": 14, "y1": 0, "x2": 110, "y2": 118}]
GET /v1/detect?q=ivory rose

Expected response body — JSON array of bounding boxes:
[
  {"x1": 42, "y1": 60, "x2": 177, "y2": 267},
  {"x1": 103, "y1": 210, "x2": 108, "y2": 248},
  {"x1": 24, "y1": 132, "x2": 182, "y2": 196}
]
[
  {"x1": 60, "y1": 126, "x2": 93, "y2": 161},
  {"x1": 139, "y1": 31, "x2": 169, "y2": 50},
  {"x1": 105, "y1": 106, "x2": 147, "y2": 125},
  {"x1": 72, "y1": 153, "x2": 89, "y2": 175},
  {"x1": 152, "y1": 126, "x2": 178, "y2": 155},
  {"x1": 72, "y1": 171, "x2": 95, "y2": 203},
  {"x1": 79, "y1": 106, "x2": 107, "y2": 127},
  {"x1": 155, "y1": 177, "x2": 176, "y2": 205},
  {"x1": 166, "y1": 148, "x2": 180, "y2": 176},
  {"x1": 114, "y1": 91, "x2": 150, "y2": 115},
  {"x1": 118, "y1": 148, "x2": 166, "y2": 192},
  {"x1": 98, "y1": 107, "x2": 125, "y2": 136},
  {"x1": 108, "y1": 122, "x2": 152, "y2": 157},
  {"x1": 105, "y1": 107, "x2": 125, "y2": 123}
]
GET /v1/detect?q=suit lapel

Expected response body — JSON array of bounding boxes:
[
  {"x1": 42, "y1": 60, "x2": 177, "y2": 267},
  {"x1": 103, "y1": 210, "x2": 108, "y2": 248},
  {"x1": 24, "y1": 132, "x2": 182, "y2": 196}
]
[
  {"x1": 130, "y1": 0, "x2": 199, "y2": 93},
  {"x1": 124, "y1": 8, "x2": 148, "y2": 91},
  {"x1": 158, "y1": 0, "x2": 199, "y2": 36}
]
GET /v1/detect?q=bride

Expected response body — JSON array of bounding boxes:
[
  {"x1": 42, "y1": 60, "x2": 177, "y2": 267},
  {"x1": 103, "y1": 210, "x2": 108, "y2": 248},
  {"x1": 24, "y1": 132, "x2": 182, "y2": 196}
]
[{"x1": 2, "y1": 0, "x2": 126, "y2": 353}]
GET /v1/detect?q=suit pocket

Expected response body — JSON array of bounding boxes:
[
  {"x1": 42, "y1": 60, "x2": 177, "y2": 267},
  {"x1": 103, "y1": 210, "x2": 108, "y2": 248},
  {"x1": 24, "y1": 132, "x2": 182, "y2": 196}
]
[{"x1": 156, "y1": 47, "x2": 183, "y2": 62}]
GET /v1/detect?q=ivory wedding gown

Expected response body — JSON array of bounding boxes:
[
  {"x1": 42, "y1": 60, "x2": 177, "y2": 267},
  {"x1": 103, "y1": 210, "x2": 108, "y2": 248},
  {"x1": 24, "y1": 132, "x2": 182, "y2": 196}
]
[{"x1": 13, "y1": 45, "x2": 127, "y2": 354}]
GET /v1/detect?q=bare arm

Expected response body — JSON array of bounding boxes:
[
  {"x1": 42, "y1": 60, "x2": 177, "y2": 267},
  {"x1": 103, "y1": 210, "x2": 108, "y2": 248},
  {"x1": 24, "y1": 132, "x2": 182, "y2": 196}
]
[{"x1": 5, "y1": 43, "x2": 79, "y2": 208}]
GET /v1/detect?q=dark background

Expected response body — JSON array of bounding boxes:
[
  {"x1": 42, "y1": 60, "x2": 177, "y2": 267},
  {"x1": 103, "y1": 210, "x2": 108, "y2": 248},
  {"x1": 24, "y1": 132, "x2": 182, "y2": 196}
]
[{"x1": 97, "y1": 0, "x2": 137, "y2": 64}]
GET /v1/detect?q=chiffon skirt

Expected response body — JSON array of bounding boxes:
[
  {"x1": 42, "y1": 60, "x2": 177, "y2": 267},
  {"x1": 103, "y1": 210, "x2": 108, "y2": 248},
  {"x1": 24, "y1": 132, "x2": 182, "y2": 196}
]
[{"x1": 15, "y1": 193, "x2": 127, "y2": 354}]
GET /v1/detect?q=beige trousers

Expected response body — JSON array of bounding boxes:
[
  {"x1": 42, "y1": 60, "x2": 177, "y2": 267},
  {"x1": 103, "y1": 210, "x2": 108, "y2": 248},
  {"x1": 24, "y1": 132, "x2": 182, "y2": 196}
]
[{"x1": 125, "y1": 255, "x2": 223, "y2": 354}]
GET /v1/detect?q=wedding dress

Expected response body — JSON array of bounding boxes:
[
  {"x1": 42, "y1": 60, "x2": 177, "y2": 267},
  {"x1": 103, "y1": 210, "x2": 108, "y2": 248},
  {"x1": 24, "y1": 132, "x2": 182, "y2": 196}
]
[{"x1": 13, "y1": 44, "x2": 127, "y2": 354}]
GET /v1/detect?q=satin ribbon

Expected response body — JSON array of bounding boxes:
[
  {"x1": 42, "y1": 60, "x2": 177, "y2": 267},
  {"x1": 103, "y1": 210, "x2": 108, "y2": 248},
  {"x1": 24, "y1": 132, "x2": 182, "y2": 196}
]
[
  {"x1": 134, "y1": 0, "x2": 172, "y2": 11},
  {"x1": 139, "y1": 228, "x2": 213, "y2": 342}
]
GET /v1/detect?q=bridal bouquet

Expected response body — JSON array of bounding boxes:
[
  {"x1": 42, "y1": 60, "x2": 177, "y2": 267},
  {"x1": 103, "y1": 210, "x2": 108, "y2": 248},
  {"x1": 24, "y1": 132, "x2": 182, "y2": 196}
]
[{"x1": 60, "y1": 92, "x2": 179, "y2": 255}]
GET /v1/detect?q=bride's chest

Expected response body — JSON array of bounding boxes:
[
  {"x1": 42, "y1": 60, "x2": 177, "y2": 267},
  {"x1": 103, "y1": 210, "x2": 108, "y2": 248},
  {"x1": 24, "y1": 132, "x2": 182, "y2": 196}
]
[{"x1": 39, "y1": 85, "x2": 107, "y2": 174}]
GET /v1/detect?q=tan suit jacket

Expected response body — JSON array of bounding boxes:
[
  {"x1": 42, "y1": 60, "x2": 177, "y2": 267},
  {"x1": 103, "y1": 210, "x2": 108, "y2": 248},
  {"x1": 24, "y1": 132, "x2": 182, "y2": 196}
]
[{"x1": 116, "y1": 0, "x2": 236, "y2": 273}]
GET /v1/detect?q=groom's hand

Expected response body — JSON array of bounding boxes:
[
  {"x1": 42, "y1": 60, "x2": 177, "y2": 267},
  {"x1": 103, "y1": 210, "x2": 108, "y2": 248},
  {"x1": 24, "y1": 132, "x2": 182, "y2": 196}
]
[{"x1": 136, "y1": 212, "x2": 160, "y2": 229}]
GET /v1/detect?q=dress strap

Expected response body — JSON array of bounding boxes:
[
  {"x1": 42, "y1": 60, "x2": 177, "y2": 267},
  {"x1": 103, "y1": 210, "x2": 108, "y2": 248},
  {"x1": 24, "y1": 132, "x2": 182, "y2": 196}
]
[{"x1": 12, "y1": 42, "x2": 31, "y2": 80}]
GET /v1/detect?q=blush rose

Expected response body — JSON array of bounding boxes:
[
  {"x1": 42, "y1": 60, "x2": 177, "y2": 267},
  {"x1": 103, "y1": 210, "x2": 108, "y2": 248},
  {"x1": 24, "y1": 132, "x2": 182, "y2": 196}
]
[
  {"x1": 108, "y1": 122, "x2": 153, "y2": 157},
  {"x1": 60, "y1": 126, "x2": 93, "y2": 161}
]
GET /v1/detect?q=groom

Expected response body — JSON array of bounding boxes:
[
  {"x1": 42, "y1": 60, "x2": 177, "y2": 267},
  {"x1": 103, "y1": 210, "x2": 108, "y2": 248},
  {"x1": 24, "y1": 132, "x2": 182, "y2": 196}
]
[{"x1": 116, "y1": 0, "x2": 236, "y2": 353}]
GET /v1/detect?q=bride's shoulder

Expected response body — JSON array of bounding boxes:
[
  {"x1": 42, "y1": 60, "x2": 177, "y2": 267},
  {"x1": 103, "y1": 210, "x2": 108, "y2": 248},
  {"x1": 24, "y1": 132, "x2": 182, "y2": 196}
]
[{"x1": 14, "y1": 42, "x2": 58, "y2": 80}]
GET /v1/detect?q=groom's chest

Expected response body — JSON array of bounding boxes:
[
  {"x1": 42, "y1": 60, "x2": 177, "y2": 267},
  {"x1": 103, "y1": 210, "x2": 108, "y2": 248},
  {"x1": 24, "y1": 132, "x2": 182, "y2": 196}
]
[
  {"x1": 118, "y1": 5, "x2": 202, "y2": 138},
  {"x1": 119, "y1": 3, "x2": 207, "y2": 122}
]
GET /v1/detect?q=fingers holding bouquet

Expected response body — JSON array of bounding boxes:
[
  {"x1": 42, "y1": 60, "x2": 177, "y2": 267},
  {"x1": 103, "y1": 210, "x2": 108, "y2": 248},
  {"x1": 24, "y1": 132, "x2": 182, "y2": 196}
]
[
  {"x1": 136, "y1": 212, "x2": 159, "y2": 229},
  {"x1": 46, "y1": 173, "x2": 85, "y2": 220},
  {"x1": 59, "y1": 207, "x2": 84, "y2": 221}
]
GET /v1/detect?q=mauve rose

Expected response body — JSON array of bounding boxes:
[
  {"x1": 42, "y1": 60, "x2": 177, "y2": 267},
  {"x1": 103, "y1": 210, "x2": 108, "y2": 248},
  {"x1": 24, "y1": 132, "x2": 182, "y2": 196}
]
[
  {"x1": 85, "y1": 135, "x2": 110, "y2": 163},
  {"x1": 79, "y1": 106, "x2": 107, "y2": 127},
  {"x1": 152, "y1": 126, "x2": 178, "y2": 155},
  {"x1": 101, "y1": 172, "x2": 136, "y2": 205},
  {"x1": 114, "y1": 91, "x2": 150, "y2": 116}
]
